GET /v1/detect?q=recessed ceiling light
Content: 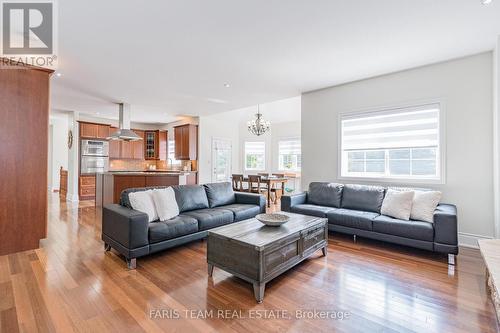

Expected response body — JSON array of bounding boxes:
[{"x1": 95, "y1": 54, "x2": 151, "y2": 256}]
[
  {"x1": 482, "y1": 0, "x2": 492, "y2": 4},
  {"x1": 224, "y1": 83, "x2": 230, "y2": 88}
]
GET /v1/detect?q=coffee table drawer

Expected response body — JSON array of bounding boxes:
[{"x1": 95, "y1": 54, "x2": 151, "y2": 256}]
[
  {"x1": 303, "y1": 226, "x2": 326, "y2": 251},
  {"x1": 264, "y1": 240, "x2": 299, "y2": 273}
]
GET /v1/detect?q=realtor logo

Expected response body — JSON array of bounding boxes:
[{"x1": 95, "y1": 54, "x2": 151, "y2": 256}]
[{"x1": 1, "y1": 1, "x2": 57, "y2": 68}]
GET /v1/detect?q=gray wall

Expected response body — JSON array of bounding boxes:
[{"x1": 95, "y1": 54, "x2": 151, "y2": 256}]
[{"x1": 301, "y1": 52, "x2": 494, "y2": 241}]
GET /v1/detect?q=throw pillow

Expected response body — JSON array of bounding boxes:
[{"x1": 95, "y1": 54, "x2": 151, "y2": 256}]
[
  {"x1": 128, "y1": 190, "x2": 158, "y2": 222},
  {"x1": 152, "y1": 187, "x2": 179, "y2": 221},
  {"x1": 380, "y1": 189, "x2": 415, "y2": 220},
  {"x1": 410, "y1": 190, "x2": 442, "y2": 223}
]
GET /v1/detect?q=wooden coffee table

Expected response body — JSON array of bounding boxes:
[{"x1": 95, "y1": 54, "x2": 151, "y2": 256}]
[{"x1": 207, "y1": 212, "x2": 328, "y2": 303}]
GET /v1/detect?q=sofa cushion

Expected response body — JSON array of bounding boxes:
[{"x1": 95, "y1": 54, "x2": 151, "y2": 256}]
[
  {"x1": 120, "y1": 186, "x2": 168, "y2": 209},
  {"x1": 182, "y1": 208, "x2": 234, "y2": 231},
  {"x1": 307, "y1": 182, "x2": 344, "y2": 208},
  {"x1": 148, "y1": 215, "x2": 199, "y2": 243},
  {"x1": 290, "y1": 204, "x2": 337, "y2": 218},
  {"x1": 219, "y1": 204, "x2": 260, "y2": 221},
  {"x1": 373, "y1": 215, "x2": 434, "y2": 241},
  {"x1": 327, "y1": 209, "x2": 378, "y2": 231},
  {"x1": 341, "y1": 184, "x2": 385, "y2": 213},
  {"x1": 172, "y1": 185, "x2": 209, "y2": 213},
  {"x1": 204, "y1": 182, "x2": 236, "y2": 208}
]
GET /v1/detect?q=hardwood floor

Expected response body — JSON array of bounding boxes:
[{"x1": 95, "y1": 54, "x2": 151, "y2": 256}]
[{"x1": 0, "y1": 193, "x2": 497, "y2": 333}]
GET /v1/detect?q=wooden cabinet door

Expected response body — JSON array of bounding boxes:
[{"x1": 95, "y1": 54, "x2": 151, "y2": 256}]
[
  {"x1": 108, "y1": 127, "x2": 121, "y2": 159},
  {"x1": 144, "y1": 131, "x2": 159, "y2": 159},
  {"x1": 80, "y1": 122, "x2": 98, "y2": 138},
  {"x1": 174, "y1": 125, "x2": 197, "y2": 160},
  {"x1": 132, "y1": 130, "x2": 145, "y2": 159},
  {"x1": 158, "y1": 131, "x2": 167, "y2": 160},
  {"x1": 97, "y1": 124, "x2": 110, "y2": 139},
  {"x1": 174, "y1": 126, "x2": 184, "y2": 159},
  {"x1": 120, "y1": 141, "x2": 133, "y2": 159}
]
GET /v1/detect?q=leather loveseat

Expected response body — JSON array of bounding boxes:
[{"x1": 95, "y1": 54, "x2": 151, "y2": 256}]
[
  {"x1": 282, "y1": 182, "x2": 458, "y2": 264},
  {"x1": 102, "y1": 182, "x2": 265, "y2": 268}
]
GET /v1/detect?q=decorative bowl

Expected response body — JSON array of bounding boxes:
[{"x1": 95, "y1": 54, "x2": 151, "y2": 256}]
[{"x1": 255, "y1": 213, "x2": 290, "y2": 226}]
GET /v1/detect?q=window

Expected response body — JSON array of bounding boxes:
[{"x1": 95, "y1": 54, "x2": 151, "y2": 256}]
[
  {"x1": 340, "y1": 103, "x2": 442, "y2": 182},
  {"x1": 278, "y1": 138, "x2": 301, "y2": 171},
  {"x1": 168, "y1": 140, "x2": 181, "y2": 166},
  {"x1": 244, "y1": 141, "x2": 265, "y2": 170}
]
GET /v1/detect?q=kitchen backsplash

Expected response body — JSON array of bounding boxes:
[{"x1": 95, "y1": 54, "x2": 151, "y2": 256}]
[{"x1": 109, "y1": 159, "x2": 193, "y2": 171}]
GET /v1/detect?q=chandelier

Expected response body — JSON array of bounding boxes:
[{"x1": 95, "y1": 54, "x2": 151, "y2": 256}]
[{"x1": 247, "y1": 105, "x2": 271, "y2": 136}]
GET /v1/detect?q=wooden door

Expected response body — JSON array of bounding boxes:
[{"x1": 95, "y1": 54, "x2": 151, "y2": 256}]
[
  {"x1": 80, "y1": 122, "x2": 98, "y2": 138},
  {"x1": 97, "y1": 124, "x2": 110, "y2": 139},
  {"x1": 133, "y1": 130, "x2": 145, "y2": 159},
  {"x1": 108, "y1": 127, "x2": 121, "y2": 159}
]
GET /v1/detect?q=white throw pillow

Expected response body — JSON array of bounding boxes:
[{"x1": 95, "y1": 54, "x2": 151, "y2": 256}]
[
  {"x1": 410, "y1": 190, "x2": 442, "y2": 223},
  {"x1": 152, "y1": 187, "x2": 179, "y2": 221},
  {"x1": 381, "y1": 189, "x2": 415, "y2": 220},
  {"x1": 128, "y1": 190, "x2": 158, "y2": 222}
]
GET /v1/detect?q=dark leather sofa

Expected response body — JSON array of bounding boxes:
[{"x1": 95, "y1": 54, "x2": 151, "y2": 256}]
[
  {"x1": 282, "y1": 182, "x2": 458, "y2": 264},
  {"x1": 102, "y1": 182, "x2": 265, "y2": 268}
]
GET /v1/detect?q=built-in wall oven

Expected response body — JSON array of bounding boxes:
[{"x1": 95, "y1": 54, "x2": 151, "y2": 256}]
[{"x1": 81, "y1": 140, "x2": 109, "y2": 174}]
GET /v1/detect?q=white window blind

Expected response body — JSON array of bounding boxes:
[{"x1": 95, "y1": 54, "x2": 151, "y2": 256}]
[
  {"x1": 340, "y1": 103, "x2": 442, "y2": 181},
  {"x1": 245, "y1": 141, "x2": 265, "y2": 170},
  {"x1": 278, "y1": 138, "x2": 301, "y2": 171}
]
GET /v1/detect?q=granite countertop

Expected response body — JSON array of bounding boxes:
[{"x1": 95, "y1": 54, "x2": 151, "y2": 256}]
[{"x1": 99, "y1": 170, "x2": 197, "y2": 176}]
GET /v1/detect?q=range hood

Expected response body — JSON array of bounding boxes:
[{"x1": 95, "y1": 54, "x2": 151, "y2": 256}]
[{"x1": 107, "y1": 103, "x2": 142, "y2": 141}]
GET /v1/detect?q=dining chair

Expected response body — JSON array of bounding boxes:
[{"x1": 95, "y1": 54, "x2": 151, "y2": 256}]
[
  {"x1": 248, "y1": 175, "x2": 268, "y2": 196},
  {"x1": 231, "y1": 174, "x2": 245, "y2": 192}
]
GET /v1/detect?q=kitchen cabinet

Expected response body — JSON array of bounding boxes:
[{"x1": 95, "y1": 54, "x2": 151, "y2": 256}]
[
  {"x1": 120, "y1": 140, "x2": 133, "y2": 159},
  {"x1": 108, "y1": 127, "x2": 121, "y2": 159},
  {"x1": 144, "y1": 130, "x2": 167, "y2": 160},
  {"x1": 80, "y1": 122, "x2": 110, "y2": 139},
  {"x1": 79, "y1": 175, "x2": 96, "y2": 200},
  {"x1": 108, "y1": 128, "x2": 144, "y2": 160},
  {"x1": 174, "y1": 124, "x2": 198, "y2": 160},
  {"x1": 133, "y1": 130, "x2": 145, "y2": 159}
]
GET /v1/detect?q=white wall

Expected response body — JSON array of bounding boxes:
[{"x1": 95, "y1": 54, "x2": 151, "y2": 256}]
[
  {"x1": 302, "y1": 52, "x2": 494, "y2": 241},
  {"x1": 48, "y1": 116, "x2": 69, "y2": 191},
  {"x1": 198, "y1": 112, "x2": 240, "y2": 184}
]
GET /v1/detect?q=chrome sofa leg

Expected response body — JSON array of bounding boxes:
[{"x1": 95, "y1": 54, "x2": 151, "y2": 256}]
[
  {"x1": 126, "y1": 258, "x2": 137, "y2": 269},
  {"x1": 353, "y1": 234, "x2": 357, "y2": 242},
  {"x1": 448, "y1": 254, "x2": 455, "y2": 266},
  {"x1": 104, "y1": 243, "x2": 111, "y2": 252}
]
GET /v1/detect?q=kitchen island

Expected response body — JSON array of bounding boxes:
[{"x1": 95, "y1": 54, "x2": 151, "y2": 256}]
[{"x1": 95, "y1": 171, "x2": 197, "y2": 223}]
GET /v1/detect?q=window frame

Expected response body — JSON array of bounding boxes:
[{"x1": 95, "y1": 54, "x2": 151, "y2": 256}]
[
  {"x1": 277, "y1": 137, "x2": 301, "y2": 172},
  {"x1": 244, "y1": 140, "x2": 266, "y2": 171},
  {"x1": 337, "y1": 100, "x2": 446, "y2": 185}
]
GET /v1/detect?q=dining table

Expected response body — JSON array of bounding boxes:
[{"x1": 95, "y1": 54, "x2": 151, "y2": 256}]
[{"x1": 241, "y1": 176, "x2": 288, "y2": 208}]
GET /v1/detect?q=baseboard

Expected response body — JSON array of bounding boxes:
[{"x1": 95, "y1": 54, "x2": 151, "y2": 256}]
[{"x1": 458, "y1": 232, "x2": 493, "y2": 249}]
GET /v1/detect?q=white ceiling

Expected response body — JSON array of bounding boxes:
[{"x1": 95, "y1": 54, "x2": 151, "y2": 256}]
[{"x1": 52, "y1": 0, "x2": 500, "y2": 123}]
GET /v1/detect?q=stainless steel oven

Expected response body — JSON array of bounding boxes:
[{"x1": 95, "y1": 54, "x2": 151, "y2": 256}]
[
  {"x1": 81, "y1": 140, "x2": 109, "y2": 174},
  {"x1": 81, "y1": 156, "x2": 109, "y2": 174},
  {"x1": 81, "y1": 140, "x2": 109, "y2": 156}
]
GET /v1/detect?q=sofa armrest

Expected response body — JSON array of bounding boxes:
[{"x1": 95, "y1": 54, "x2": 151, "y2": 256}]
[
  {"x1": 281, "y1": 192, "x2": 308, "y2": 212},
  {"x1": 235, "y1": 192, "x2": 266, "y2": 213},
  {"x1": 102, "y1": 204, "x2": 149, "y2": 249},
  {"x1": 433, "y1": 203, "x2": 458, "y2": 246}
]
